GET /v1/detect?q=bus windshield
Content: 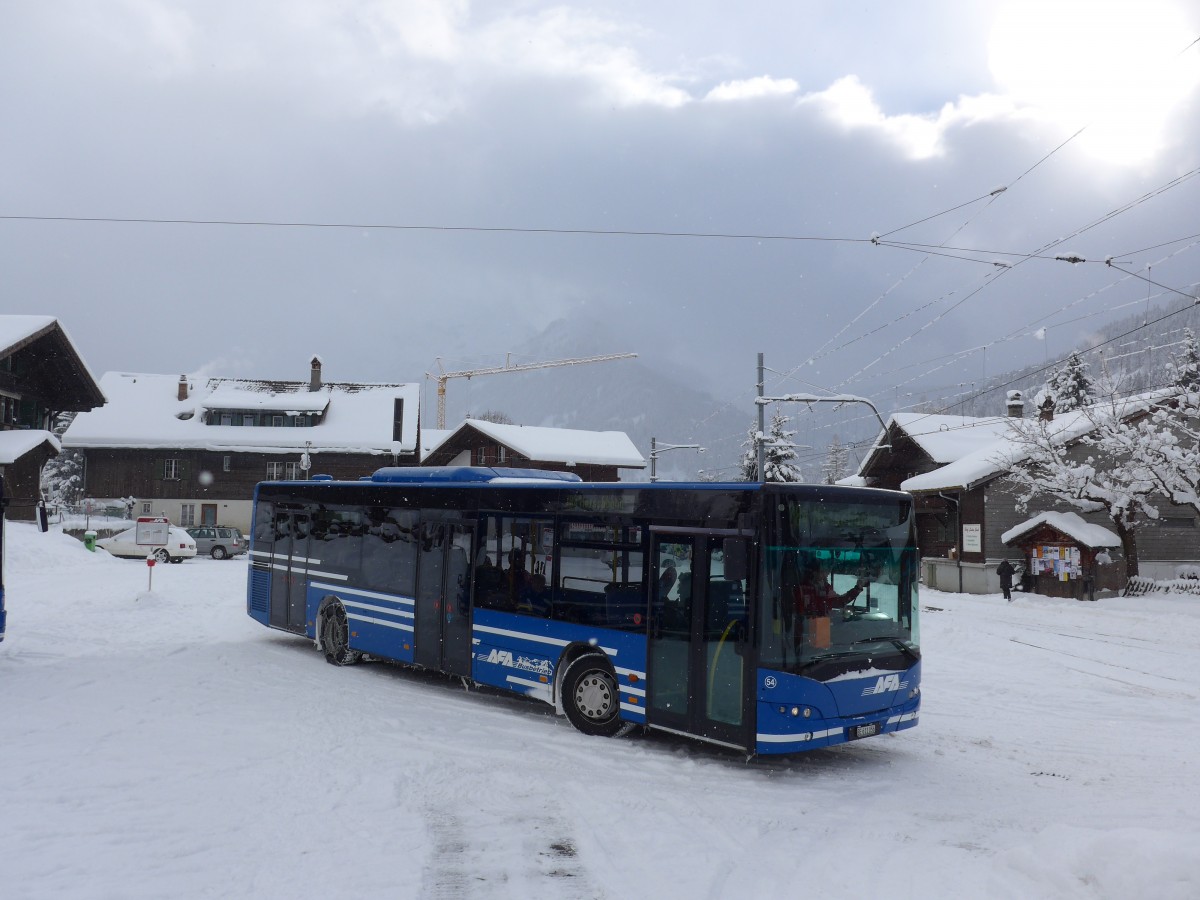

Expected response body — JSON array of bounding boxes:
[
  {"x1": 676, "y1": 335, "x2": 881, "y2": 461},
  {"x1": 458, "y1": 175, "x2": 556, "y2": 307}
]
[{"x1": 759, "y1": 493, "x2": 919, "y2": 678}]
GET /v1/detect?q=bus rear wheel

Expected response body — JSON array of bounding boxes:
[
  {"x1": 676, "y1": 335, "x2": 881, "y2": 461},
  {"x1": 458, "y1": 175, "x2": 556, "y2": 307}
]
[
  {"x1": 562, "y1": 654, "x2": 623, "y2": 737},
  {"x1": 322, "y1": 603, "x2": 362, "y2": 666}
]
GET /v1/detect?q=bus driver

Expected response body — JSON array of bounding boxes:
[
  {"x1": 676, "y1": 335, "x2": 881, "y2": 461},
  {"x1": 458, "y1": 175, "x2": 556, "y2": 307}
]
[{"x1": 794, "y1": 562, "x2": 867, "y2": 648}]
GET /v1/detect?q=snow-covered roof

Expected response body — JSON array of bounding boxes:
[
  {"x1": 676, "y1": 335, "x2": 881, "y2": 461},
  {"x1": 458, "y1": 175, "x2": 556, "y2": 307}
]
[
  {"x1": 889, "y1": 413, "x2": 1014, "y2": 464},
  {"x1": 0, "y1": 430, "x2": 60, "y2": 465},
  {"x1": 0, "y1": 315, "x2": 57, "y2": 355},
  {"x1": 1001, "y1": 511, "x2": 1121, "y2": 548},
  {"x1": 419, "y1": 428, "x2": 453, "y2": 458},
  {"x1": 200, "y1": 387, "x2": 330, "y2": 414},
  {"x1": 899, "y1": 390, "x2": 1174, "y2": 493},
  {"x1": 426, "y1": 419, "x2": 646, "y2": 468},
  {"x1": 63, "y1": 372, "x2": 420, "y2": 455},
  {"x1": 0, "y1": 315, "x2": 106, "y2": 410}
]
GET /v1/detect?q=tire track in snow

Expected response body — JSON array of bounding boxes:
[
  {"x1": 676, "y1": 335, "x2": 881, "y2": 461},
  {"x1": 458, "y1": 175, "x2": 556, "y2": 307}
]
[{"x1": 405, "y1": 761, "x2": 604, "y2": 898}]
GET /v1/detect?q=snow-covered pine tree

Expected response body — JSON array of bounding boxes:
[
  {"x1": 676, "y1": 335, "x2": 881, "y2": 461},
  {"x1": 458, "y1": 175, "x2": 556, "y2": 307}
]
[
  {"x1": 764, "y1": 411, "x2": 803, "y2": 483},
  {"x1": 1169, "y1": 328, "x2": 1200, "y2": 392},
  {"x1": 40, "y1": 412, "x2": 84, "y2": 509},
  {"x1": 1044, "y1": 351, "x2": 1096, "y2": 413},
  {"x1": 822, "y1": 435, "x2": 849, "y2": 485},
  {"x1": 740, "y1": 411, "x2": 804, "y2": 483}
]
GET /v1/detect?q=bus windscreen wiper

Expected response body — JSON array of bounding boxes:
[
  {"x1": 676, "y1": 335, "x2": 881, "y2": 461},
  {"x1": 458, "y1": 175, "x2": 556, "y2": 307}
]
[
  {"x1": 798, "y1": 650, "x2": 860, "y2": 671},
  {"x1": 852, "y1": 637, "x2": 920, "y2": 662}
]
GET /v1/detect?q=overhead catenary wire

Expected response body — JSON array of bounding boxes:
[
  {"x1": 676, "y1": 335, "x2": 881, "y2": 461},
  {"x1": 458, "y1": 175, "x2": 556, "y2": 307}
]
[{"x1": 0, "y1": 213, "x2": 875, "y2": 246}]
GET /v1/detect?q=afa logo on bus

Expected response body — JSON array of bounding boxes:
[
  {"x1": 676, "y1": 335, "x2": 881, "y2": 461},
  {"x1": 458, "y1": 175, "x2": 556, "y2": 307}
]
[{"x1": 862, "y1": 674, "x2": 909, "y2": 696}]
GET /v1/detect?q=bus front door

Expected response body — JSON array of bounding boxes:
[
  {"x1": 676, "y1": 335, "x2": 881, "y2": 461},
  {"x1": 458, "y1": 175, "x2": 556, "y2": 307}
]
[
  {"x1": 268, "y1": 508, "x2": 310, "y2": 634},
  {"x1": 647, "y1": 531, "x2": 751, "y2": 749},
  {"x1": 414, "y1": 520, "x2": 474, "y2": 678}
]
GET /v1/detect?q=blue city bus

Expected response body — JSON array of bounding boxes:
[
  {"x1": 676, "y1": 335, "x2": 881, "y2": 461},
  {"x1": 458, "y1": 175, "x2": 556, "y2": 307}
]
[{"x1": 247, "y1": 467, "x2": 920, "y2": 755}]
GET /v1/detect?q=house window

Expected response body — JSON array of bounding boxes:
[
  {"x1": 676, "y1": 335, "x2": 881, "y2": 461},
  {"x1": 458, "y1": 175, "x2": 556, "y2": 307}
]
[
  {"x1": 272, "y1": 415, "x2": 284, "y2": 427},
  {"x1": 1161, "y1": 516, "x2": 1196, "y2": 528},
  {"x1": 220, "y1": 414, "x2": 233, "y2": 426},
  {"x1": 223, "y1": 455, "x2": 231, "y2": 472},
  {"x1": 243, "y1": 414, "x2": 255, "y2": 427},
  {"x1": 498, "y1": 445, "x2": 506, "y2": 463},
  {"x1": 141, "y1": 501, "x2": 153, "y2": 515},
  {"x1": 285, "y1": 461, "x2": 302, "y2": 480},
  {"x1": 163, "y1": 458, "x2": 180, "y2": 480},
  {"x1": 180, "y1": 504, "x2": 196, "y2": 526},
  {"x1": 392, "y1": 399, "x2": 404, "y2": 442},
  {"x1": 266, "y1": 462, "x2": 284, "y2": 480}
]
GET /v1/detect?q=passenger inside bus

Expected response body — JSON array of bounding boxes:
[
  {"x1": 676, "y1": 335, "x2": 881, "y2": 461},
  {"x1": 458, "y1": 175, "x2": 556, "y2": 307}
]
[{"x1": 517, "y1": 573, "x2": 551, "y2": 617}]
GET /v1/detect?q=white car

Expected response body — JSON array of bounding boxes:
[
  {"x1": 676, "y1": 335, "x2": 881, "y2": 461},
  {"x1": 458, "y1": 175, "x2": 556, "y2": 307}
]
[{"x1": 97, "y1": 526, "x2": 198, "y2": 563}]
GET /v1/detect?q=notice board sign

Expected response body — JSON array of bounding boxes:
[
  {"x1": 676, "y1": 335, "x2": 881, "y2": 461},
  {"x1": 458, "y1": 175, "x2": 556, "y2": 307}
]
[
  {"x1": 135, "y1": 516, "x2": 170, "y2": 546},
  {"x1": 962, "y1": 523, "x2": 982, "y2": 554}
]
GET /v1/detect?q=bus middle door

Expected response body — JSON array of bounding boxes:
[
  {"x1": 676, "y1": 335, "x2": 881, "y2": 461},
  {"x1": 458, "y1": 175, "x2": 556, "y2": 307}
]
[
  {"x1": 414, "y1": 518, "x2": 474, "y2": 678},
  {"x1": 647, "y1": 530, "x2": 752, "y2": 749},
  {"x1": 268, "y1": 506, "x2": 311, "y2": 634}
]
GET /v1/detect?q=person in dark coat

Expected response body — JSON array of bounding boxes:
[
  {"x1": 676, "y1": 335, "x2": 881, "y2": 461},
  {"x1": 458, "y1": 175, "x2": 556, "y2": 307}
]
[{"x1": 997, "y1": 558, "x2": 1016, "y2": 601}]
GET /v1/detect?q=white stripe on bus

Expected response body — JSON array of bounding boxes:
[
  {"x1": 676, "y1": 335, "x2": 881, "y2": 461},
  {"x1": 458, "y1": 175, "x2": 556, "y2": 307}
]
[
  {"x1": 472, "y1": 623, "x2": 617, "y2": 657},
  {"x1": 266, "y1": 563, "x2": 347, "y2": 581},
  {"x1": 311, "y1": 582, "x2": 413, "y2": 606},
  {"x1": 756, "y1": 728, "x2": 843, "y2": 744},
  {"x1": 342, "y1": 600, "x2": 414, "y2": 620},
  {"x1": 251, "y1": 550, "x2": 322, "y2": 566},
  {"x1": 345, "y1": 612, "x2": 414, "y2": 633}
]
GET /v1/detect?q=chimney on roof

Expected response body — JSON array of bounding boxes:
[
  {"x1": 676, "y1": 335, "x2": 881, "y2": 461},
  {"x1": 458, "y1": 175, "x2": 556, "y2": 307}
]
[
  {"x1": 309, "y1": 356, "x2": 322, "y2": 392},
  {"x1": 177, "y1": 375, "x2": 188, "y2": 402},
  {"x1": 1006, "y1": 390, "x2": 1024, "y2": 418}
]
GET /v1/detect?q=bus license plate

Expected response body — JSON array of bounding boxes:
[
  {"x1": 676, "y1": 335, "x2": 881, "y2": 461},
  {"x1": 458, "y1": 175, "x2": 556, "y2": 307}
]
[{"x1": 850, "y1": 722, "x2": 879, "y2": 740}]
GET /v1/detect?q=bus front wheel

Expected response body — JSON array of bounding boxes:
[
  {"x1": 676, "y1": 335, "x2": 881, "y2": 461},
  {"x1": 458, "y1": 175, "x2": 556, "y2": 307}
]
[
  {"x1": 562, "y1": 654, "x2": 623, "y2": 737},
  {"x1": 322, "y1": 603, "x2": 362, "y2": 666}
]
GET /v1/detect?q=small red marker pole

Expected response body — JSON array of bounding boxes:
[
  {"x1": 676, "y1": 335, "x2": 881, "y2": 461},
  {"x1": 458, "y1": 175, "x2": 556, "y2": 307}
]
[{"x1": 146, "y1": 554, "x2": 156, "y2": 591}]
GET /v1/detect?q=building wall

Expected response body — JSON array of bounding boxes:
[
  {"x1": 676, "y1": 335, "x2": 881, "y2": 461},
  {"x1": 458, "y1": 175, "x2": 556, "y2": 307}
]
[
  {"x1": 914, "y1": 475, "x2": 1200, "y2": 594},
  {"x1": 81, "y1": 448, "x2": 404, "y2": 530},
  {"x1": 1, "y1": 447, "x2": 56, "y2": 521}
]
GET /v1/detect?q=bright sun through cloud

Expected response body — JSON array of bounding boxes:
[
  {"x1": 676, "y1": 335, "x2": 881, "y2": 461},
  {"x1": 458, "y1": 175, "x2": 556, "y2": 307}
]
[{"x1": 989, "y1": 0, "x2": 1200, "y2": 165}]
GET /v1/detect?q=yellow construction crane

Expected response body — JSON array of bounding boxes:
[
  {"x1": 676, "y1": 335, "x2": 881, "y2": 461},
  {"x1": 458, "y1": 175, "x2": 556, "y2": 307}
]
[{"x1": 427, "y1": 352, "x2": 638, "y2": 428}]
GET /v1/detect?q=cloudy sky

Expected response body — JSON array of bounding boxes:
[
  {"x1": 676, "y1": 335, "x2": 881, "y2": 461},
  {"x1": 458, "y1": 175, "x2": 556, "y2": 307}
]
[{"x1": 5, "y1": 0, "x2": 1200, "y2": 422}]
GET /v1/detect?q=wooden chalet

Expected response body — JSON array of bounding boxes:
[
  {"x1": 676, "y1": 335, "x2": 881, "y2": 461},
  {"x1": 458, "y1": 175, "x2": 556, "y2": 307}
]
[
  {"x1": 0, "y1": 316, "x2": 105, "y2": 520},
  {"x1": 420, "y1": 418, "x2": 646, "y2": 482},
  {"x1": 851, "y1": 390, "x2": 1200, "y2": 592}
]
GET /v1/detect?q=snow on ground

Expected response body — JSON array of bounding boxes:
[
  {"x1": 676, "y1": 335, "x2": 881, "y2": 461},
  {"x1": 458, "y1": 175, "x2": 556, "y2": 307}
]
[{"x1": 2, "y1": 523, "x2": 1198, "y2": 899}]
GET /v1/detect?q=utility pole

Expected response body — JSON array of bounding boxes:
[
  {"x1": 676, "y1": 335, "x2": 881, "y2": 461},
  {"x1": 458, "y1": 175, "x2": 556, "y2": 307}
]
[
  {"x1": 756, "y1": 353, "x2": 766, "y2": 482},
  {"x1": 649, "y1": 437, "x2": 704, "y2": 482}
]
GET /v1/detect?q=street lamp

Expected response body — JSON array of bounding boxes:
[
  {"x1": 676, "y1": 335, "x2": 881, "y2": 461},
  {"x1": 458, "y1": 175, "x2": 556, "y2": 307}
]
[{"x1": 649, "y1": 437, "x2": 705, "y2": 482}]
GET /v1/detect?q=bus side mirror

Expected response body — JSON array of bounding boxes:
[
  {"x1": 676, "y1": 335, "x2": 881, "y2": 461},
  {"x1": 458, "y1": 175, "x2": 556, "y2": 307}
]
[
  {"x1": 723, "y1": 538, "x2": 747, "y2": 582},
  {"x1": 36, "y1": 501, "x2": 49, "y2": 533}
]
